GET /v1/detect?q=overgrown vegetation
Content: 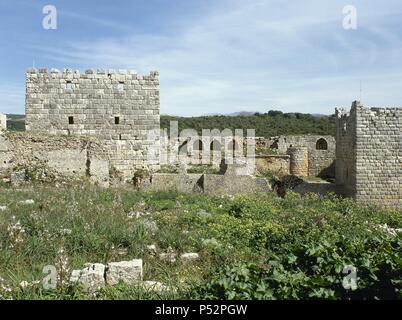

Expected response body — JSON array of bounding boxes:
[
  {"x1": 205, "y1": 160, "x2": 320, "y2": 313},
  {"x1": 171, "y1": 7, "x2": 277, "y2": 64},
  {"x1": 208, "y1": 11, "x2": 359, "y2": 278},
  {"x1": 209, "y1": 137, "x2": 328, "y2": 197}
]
[
  {"x1": 5, "y1": 114, "x2": 25, "y2": 131},
  {"x1": 161, "y1": 111, "x2": 336, "y2": 137},
  {"x1": 0, "y1": 184, "x2": 400, "y2": 300}
]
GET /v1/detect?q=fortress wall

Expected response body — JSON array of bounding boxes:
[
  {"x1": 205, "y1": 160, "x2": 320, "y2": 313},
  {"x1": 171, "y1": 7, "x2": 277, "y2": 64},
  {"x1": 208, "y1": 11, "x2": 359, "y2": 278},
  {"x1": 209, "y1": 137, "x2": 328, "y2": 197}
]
[
  {"x1": 336, "y1": 102, "x2": 402, "y2": 208},
  {"x1": 355, "y1": 105, "x2": 402, "y2": 207},
  {"x1": 25, "y1": 68, "x2": 161, "y2": 178}
]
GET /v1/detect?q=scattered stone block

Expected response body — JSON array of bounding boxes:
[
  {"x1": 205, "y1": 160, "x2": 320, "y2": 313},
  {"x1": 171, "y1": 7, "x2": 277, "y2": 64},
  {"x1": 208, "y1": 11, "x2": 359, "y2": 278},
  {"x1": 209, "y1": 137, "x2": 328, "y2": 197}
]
[
  {"x1": 106, "y1": 259, "x2": 143, "y2": 286},
  {"x1": 70, "y1": 263, "x2": 106, "y2": 293},
  {"x1": 159, "y1": 251, "x2": 177, "y2": 263}
]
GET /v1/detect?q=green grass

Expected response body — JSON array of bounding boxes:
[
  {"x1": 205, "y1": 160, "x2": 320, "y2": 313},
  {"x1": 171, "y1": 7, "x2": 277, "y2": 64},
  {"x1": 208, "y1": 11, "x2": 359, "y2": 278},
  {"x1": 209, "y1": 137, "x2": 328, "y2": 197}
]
[{"x1": 0, "y1": 184, "x2": 400, "y2": 300}]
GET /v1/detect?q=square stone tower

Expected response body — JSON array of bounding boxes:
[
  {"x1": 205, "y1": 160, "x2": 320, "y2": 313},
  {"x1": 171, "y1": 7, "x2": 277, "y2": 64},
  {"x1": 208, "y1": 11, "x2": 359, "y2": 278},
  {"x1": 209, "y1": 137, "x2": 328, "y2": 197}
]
[
  {"x1": 335, "y1": 101, "x2": 401, "y2": 208},
  {"x1": 25, "y1": 68, "x2": 160, "y2": 178}
]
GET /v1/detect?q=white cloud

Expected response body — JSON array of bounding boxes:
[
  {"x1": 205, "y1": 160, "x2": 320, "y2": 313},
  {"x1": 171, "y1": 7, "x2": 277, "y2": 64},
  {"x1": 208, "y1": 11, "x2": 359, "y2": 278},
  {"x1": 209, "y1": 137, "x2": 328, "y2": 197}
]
[{"x1": 4, "y1": 0, "x2": 402, "y2": 115}]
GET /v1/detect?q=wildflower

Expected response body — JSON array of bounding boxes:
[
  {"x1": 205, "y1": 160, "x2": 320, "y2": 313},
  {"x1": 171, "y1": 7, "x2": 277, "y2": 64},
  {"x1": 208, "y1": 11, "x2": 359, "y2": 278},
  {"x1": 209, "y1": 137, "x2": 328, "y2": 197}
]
[
  {"x1": 60, "y1": 228, "x2": 72, "y2": 236},
  {"x1": 0, "y1": 277, "x2": 12, "y2": 296},
  {"x1": 7, "y1": 217, "x2": 25, "y2": 248},
  {"x1": 56, "y1": 246, "x2": 71, "y2": 287}
]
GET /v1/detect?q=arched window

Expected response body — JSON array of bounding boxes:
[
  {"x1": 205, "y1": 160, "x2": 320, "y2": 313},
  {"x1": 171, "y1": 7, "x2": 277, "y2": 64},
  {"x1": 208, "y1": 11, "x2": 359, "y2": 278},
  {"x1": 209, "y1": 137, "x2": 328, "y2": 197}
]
[
  {"x1": 210, "y1": 140, "x2": 221, "y2": 151},
  {"x1": 316, "y1": 138, "x2": 328, "y2": 150},
  {"x1": 193, "y1": 139, "x2": 203, "y2": 151}
]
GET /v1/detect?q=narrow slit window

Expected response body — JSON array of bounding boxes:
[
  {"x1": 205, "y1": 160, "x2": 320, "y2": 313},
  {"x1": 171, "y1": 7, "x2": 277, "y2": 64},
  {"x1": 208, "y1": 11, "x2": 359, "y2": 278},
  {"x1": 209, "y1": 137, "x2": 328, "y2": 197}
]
[
  {"x1": 68, "y1": 116, "x2": 74, "y2": 125},
  {"x1": 115, "y1": 116, "x2": 120, "y2": 125}
]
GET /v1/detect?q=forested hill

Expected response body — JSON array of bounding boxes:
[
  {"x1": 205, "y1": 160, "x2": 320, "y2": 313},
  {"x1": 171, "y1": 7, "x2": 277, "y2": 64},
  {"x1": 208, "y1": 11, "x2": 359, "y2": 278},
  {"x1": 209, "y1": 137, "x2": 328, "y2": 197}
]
[
  {"x1": 6, "y1": 111, "x2": 336, "y2": 137},
  {"x1": 161, "y1": 111, "x2": 336, "y2": 137}
]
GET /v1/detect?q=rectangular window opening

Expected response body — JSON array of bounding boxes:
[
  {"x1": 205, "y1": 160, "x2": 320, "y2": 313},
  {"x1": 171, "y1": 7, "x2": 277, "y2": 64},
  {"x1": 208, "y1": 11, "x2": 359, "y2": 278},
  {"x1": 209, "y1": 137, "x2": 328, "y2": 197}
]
[
  {"x1": 68, "y1": 116, "x2": 74, "y2": 125},
  {"x1": 66, "y1": 81, "x2": 73, "y2": 90},
  {"x1": 115, "y1": 116, "x2": 120, "y2": 125},
  {"x1": 117, "y1": 82, "x2": 125, "y2": 91}
]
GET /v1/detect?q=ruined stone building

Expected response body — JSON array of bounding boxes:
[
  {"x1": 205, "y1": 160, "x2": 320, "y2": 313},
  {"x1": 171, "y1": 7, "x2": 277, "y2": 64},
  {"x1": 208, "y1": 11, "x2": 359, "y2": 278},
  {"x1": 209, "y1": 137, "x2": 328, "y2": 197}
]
[
  {"x1": 1, "y1": 68, "x2": 401, "y2": 207},
  {"x1": 25, "y1": 68, "x2": 160, "y2": 178},
  {"x1": 336, "y1": 101, "x2": 401, "y2": 208},
  {"x1": 253, "y1": 135, "x2": 336, "y2": 178}
]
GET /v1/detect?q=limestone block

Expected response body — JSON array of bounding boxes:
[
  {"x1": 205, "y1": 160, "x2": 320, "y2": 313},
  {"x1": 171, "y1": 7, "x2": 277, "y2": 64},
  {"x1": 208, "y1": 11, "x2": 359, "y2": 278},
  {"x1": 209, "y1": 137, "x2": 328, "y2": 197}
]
[
  {"x1": 106, "y1": 259, "x2": 143, "y2": 285},
  {"x1": 70, "y1": 263, "x2": 106, "y2": 293}
]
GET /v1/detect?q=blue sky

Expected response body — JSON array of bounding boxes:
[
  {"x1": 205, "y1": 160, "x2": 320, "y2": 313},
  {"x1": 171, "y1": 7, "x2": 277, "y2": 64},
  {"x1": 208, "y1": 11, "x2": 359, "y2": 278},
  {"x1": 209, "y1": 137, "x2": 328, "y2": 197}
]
[{"x1": 1, "y1": 0, "x2": 402, "y2": 116}]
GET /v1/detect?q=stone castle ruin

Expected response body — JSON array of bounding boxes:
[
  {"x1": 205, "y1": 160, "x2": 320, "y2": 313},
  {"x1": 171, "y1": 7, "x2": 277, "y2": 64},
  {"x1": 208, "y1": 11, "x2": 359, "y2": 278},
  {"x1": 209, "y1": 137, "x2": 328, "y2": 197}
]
[
  {"x1": 254, "y1": 135, "x2": 336, "y2": 178},
  {"x1": 25, "y1": 68, "x2": 160, "y2": 178},
  {"x1": 336, "y1": 101, "x2": 401, "y2": 208},
  {"x1": 0, "y1": 69, "x2": 401, "y2": 208}
]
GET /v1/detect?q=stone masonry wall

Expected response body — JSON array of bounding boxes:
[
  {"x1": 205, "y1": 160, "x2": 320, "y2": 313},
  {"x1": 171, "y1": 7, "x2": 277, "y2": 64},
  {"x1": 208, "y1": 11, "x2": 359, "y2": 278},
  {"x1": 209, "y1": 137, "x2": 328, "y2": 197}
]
[
  {"x1": 0, "y1": 131, "x2": 111, "y2": 187},
  {"x1": 355, "y1": 104, "x2": 401, "y2": 207},
  {"x1": 287, "y1": 146, "x2": 309, "y2": 177},
  {"x1": 336, "y1": 102, "x2": 402, "y2": 208},
  {"x1": 273, "y1": 135, "x2": 336, "y2": 177},
  {"x1": 335, "y1": 105, "x2": 357, "y2": 196},
  {"x1": 255, "y1": 155, "x2": 290, "y2": 176},
  {"x1": 0, "y1": 114, "x2": 6, "y2": 130},
  {"x1": 25, "y1": 68, "x2": 160, "y2": 179}
]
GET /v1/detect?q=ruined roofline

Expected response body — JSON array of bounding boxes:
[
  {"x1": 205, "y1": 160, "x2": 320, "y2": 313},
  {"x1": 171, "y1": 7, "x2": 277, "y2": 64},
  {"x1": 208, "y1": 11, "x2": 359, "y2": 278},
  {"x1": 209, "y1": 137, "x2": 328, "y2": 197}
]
[
  {"x1": 336, "y1": 100, "x2": 402, "y2": 117},
  {"x1": 26, "y1": 68, "x2": 159, "y2": 79}
]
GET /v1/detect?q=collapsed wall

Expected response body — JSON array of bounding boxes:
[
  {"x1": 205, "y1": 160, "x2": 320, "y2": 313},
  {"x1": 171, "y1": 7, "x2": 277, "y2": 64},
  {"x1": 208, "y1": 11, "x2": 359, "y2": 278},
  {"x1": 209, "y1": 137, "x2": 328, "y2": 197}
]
[
  {"x1": 0, "y1": 131, "x2": 110, "y2": 187},
  {"x1": 25, "y1": 68, "x2": 161, "y2": 179}
]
